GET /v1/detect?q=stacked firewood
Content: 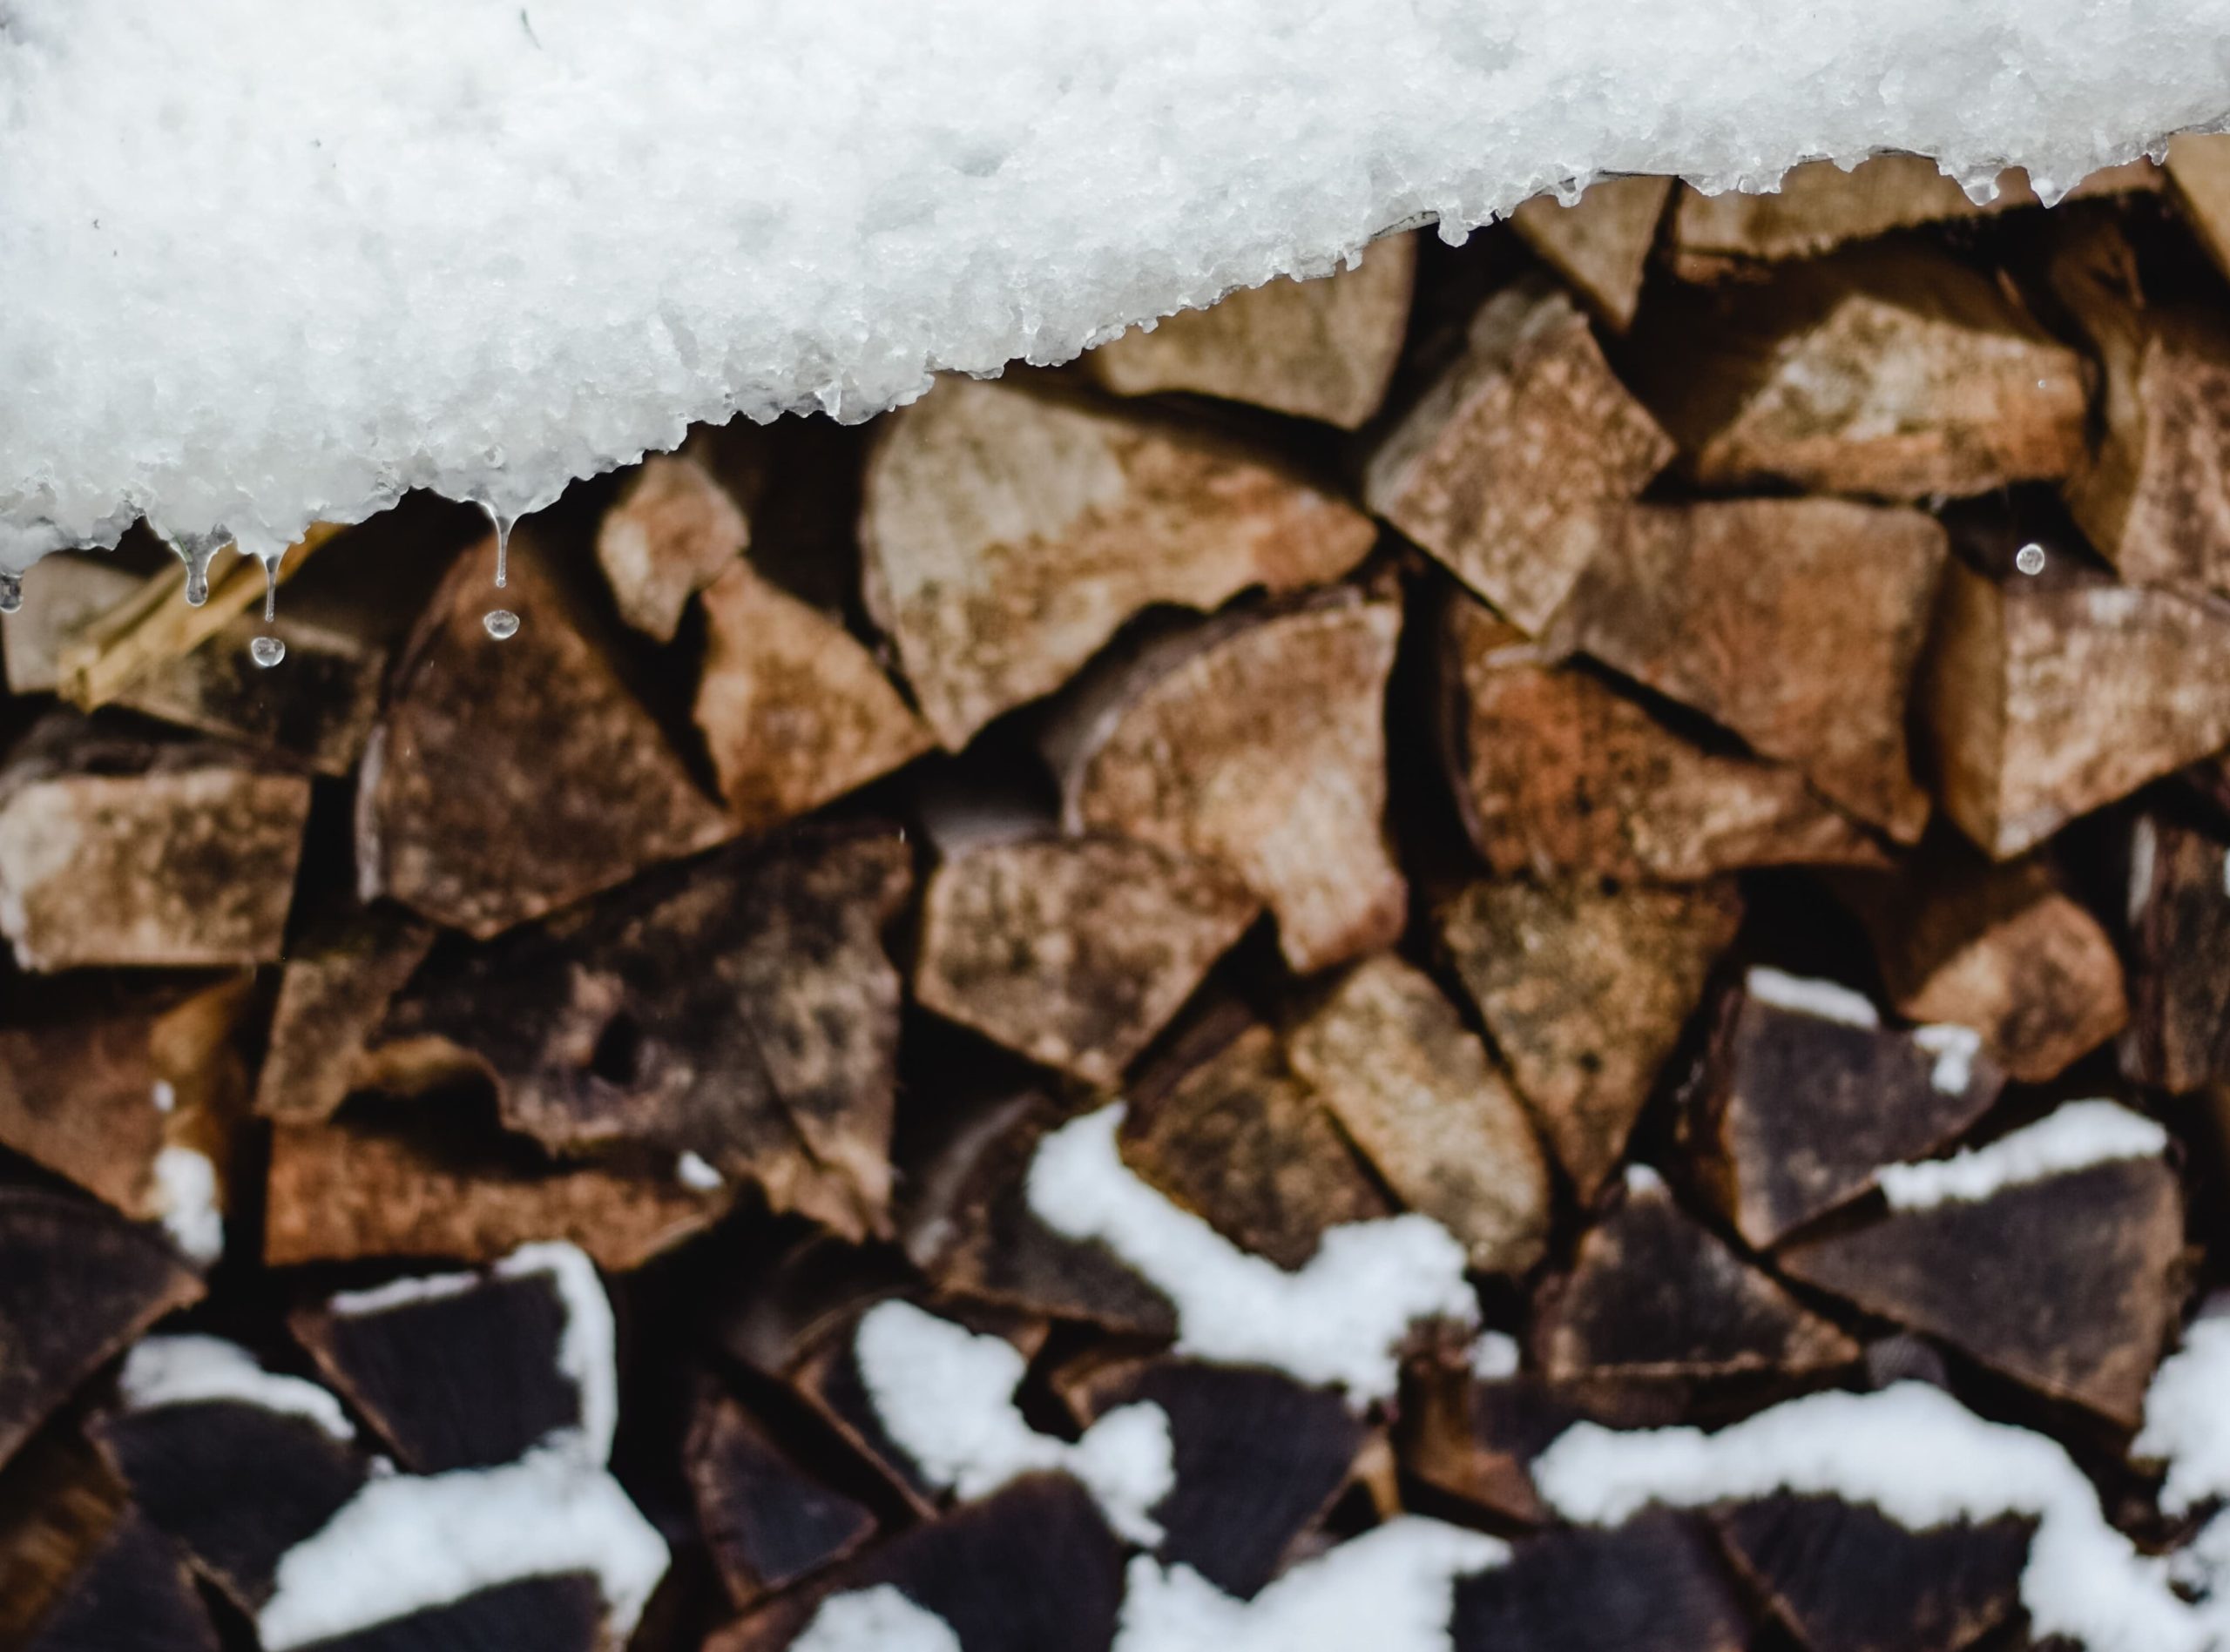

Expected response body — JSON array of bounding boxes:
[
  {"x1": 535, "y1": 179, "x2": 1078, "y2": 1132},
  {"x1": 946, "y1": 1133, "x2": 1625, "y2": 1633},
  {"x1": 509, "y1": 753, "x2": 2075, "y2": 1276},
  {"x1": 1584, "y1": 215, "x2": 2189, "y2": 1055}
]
[{"x1": 5, "y1": 141, "x2": 2230, "y2": 1652}]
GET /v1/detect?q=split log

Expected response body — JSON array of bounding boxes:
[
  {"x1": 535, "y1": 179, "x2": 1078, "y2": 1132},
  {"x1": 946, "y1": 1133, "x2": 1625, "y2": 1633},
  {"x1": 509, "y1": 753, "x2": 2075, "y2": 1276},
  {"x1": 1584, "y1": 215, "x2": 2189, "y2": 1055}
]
[
  {"x1": 1626, "y1": 244, "x2": 2086, "y2": 501},
  {"x1": 1833, "y1": 839, "x2": 2127, "y2": 1083},
  {"x1": 0, "y1": 718, "x2": 312, "y2": 971},
  {"x1": 0, "y1": 1430, "x2": 135, "y2": 1648},
  {"x1": 1916, "y1": 560, "x2": 2230, "y2": 859},
  {"x1": 1510, "y1": 177, "x2": 1673, "y2": 333},
  {"x1": 1537, "y1": 1170, "x2": 1860, "y2": 1382},
  {"x1": 1363, "y1": 275, "x2": 1673, "y2": 633},
  {"x1": 913, "y1": 835, "x2": 1260, "y2": 1086},
  {"x1": 255, "y1": 907, "x2": 437, "y2": 1123},
  {"x1": 357, "y1": 532, "x2": 732, "y2": 939},
  {"x1": 1083, "y1": 234, "x2": 1417, "y2": 428},
  {"x1": 1549, "y1": 497, "x2": 1946, "y2": 837},
  {"x1": 1451, "y1": 1510, "x2": 1751, "y2": 1652},
  {"x1": 688, "y1": 1389, "x2": 878, "y2": 1610},
  {"x1": 21, "y1": 1514, "x2": 219, "y2": 1652},
  {"x1": 860, "y1": 375, "x2": 1375, "y2": 748},
  {"x1": 694, "y1": 557, "x2": 934, "y2": 833},
  {"x1": 596, "y1": 452, "x2": 750, "y2": 642},
  {"x1": 2124, "y1": 813, "x2": 2230, "y2": 1092},
  {"x1": 2166, "y1": 133, "x2": 2230, "y2": 283},
  {"x1": 1285, "y1": 955, "x2": 1552, "y2": 1275},
  {"x1": 377, "y1": 830, "x2": 910, "y2": 1240},
  {"x1": 1686, "y1": 969, "x2": 2004, "y2": 1248},
  {"x1": 1443, "y1": 599, "x2": 1885, "y2": 880},
  {"x1": 1438, "y1": 877, "x2": 1742, "y2": 1200},
  {"x1": 0, "y1": 554, "x2": 139, "y2": 693},
  {"x1": 0, "y1": 1189, "x2": 202, "y2": 1471}
]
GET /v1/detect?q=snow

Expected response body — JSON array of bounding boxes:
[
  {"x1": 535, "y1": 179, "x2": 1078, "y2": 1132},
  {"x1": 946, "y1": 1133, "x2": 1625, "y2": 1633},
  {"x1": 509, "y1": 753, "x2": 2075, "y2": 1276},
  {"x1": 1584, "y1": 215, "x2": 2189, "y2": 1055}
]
[
  {"x1": 6, "y1": 1, "x2": 2229, "y2": 572},
  {"x1": 148, "y1": 1143, "x2": 223, "y2": 1265},
  {"x1": 2136, "y1": 1316, "x2": 2230, "y2": 1518},
  {"x1": 149, "y1": 1080, "x2": 176, "y2": 1114},
  {"x1": 675, "y1": 1150, "x2": 724, "y2": 1190},
  {"x1": 853, "y1": 1298, "x2": 1176, "y2": 1544},
  {"x1": 1470, "y1": 1331, "x2": 1522, "y2": 1381},
  {"x1": 1912, "y1": 1023, "x2": 1984, "y2": 1095},
  {"x1": 1027, "y1": 1105, "x2": 1477, "y2": 1405},
  {"x1": 1744, "y1": 968, "x2": 1881, "y2": 1028},
  {"x1": 119, "y1": 1334, "x2": 355, "y2": 1441},
  {"x1": 1875, "y1": 1099, "x2": 2168, "y2": 1211},
  {"x1": 1534, "y1": 1381, "x2": 2207, "y2": 1652},
  {"x1": 792, "y1": 1586, "x2": 964, "y2": 1652}
]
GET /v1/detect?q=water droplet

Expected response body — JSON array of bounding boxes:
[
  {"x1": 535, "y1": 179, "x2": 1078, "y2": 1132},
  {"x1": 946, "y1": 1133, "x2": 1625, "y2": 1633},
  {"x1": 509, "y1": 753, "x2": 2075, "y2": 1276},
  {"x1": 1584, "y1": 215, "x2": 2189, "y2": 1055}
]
[
  {"x1": 2015, "y1": 543, "x2": 2047, "y2": 577},
  {"x1": 257, "y1": 552, "x2": 281, "y2": 622},
  {"x1": 476, "y1": 501, "x2": 514, "y2": 590},
  {"x1": 483, "y1": 609, "x2": 520, "y2": 640},
  {"x1": 165, "y1": 530, "x2": 226, "y2": 606},
  {"x1": 0, "y1": 572, "x2": 20, "y2": 615},
  {"x1": 249, "y1": 635, "x2": 287, "y2": 668}
]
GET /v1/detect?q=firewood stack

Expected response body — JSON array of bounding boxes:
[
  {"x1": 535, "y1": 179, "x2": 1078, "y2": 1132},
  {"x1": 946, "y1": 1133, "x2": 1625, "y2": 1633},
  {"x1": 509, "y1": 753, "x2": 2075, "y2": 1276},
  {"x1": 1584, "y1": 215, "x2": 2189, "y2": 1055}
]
[{"x1": 4, "y1": 145, "x2": 2230, "y2": 1652}]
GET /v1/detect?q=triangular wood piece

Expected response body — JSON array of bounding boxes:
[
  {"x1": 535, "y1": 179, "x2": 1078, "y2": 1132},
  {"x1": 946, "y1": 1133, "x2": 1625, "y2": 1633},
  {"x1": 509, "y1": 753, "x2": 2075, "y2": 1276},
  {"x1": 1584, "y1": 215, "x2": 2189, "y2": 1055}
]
[
  {"x1": 1510, "y1": 177, "x2": 1672, "y2": 334},
  {"x1": 255, "y1": 907, "x2": 437, "y2": 1123},
  {"x1": 688, "y1": 1389, "x2": 877, "y2": 1611},
  {"x1": 2125, "y1": 813, "x2": 2230, "y2": 1092},
  {"x1": 2167, "y1": 134, "x2": 2230, "y2": 284},
  {"x1": 596, "y1": 452, "x2": 750, "y2": 642},
  {"x1": 22, "y1": 1514, "x2": 220, "y2": 1652},
  {"x1": 1451, "y1": 1509, "x2": 1750, "y2": 1652}
]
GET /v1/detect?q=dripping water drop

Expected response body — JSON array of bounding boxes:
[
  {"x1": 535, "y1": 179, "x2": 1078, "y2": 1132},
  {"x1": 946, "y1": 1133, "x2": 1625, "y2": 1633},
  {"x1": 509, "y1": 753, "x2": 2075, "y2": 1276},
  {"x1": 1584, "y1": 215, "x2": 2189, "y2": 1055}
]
[
  {"x1": 0, "y1": 571, "x2": 21, "y2": 615},
  {"x1": 2015, "y1": 543, "x2": 2046, "y2": 577},
  {"x1": 476, "y1": 500, "x2": 514, "y2": 591},
  {"x1": 249, "y1": 635, "x2": 287, "y2": 669},
  {"x1": 166, "y1": 531, "x2": 225, "y2": 606},
  {"x1": 483, "y1": 608, "x2": 520, "y2": 641},
  {"x1": 259, "y1": 553, "x2": 280, "y2": 622}
]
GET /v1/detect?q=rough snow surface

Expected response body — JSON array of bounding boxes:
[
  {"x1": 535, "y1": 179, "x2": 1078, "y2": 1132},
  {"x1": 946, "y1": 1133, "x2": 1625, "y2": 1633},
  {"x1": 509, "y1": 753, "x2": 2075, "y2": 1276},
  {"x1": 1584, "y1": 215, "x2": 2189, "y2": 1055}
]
[
  {"x1": 1745, "y1": 968, "x2": 1881, "y2": 1028},
  {"x1": 854, "y1": 1298, "x2": 1176, "y2": 1543},
  {"x1": 793, "y1": 1586, "x2": 965, "y2": 1652},
  {"x1": 2137, "y1": 1317, "x2": 2230, "y2": 1517},
  {"x1": 6, "y1": 0, "x2": 2230, "y2": 569},
  {"x1": 119, "y1": 1335, "x2": 355, "y2": 1441},
  {"x1": 1027, "y1": 1105, "x2": 1477, "y2": 1404},
  {"x1": 1875, "y1": 1100, "x2": 2168, "y2": 1211},
  {"x1": 149, "y1": 1144, "x2": 223, "y2": 1265}
]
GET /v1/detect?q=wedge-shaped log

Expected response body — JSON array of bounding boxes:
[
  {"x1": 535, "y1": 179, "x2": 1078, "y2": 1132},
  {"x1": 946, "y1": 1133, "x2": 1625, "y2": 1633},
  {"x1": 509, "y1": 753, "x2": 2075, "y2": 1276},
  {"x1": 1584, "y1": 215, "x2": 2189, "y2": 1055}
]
[
  {"x1": 255, "y1": 907, "x2": 437, "y2": 1124},
  {"x1": 916, "y1": 835, "x2": 1259, "y2": 1086},
  {"x1": 597, "y1": 452, "x2": 750, "y2": 642},
  {"x1": 1085, "y1": 235, "x2": 1416, "y2": 428},
  {"x1": 2125, "y1": 813, "x2": 2230, "y2": 1093},
  {"x1": 1917, "y1": 562, "x2": 2230, "y2": 859},
  {"x1": 1365, "y1": 276, "x2": 1673, "y2": 633},
  {"x1": 1052, "y1": 592, "x2": 1406, "y2": 974},
  {"x1": 2167, "y1": 134, "x2": 2230, "y2": 283},
  {"x1": 0, "y1": 1433, "x2": 135, "y2": 1649},
  {"x1": 688, "y1": 1390, "x2": 877, "y2": 1611},
  {"x1": 1452, "y1": 1510, "x2": 1750, "y2": 1652},
  {"x1": 21, "y1": 1514, "x2": 219, "y2": 1652},
  {"x1": 861, "y1": 376, "x2": 1375, "y2": 748},
  {"x1": 1510, "y1": 178, "x2": 1672, "y2": 334}
]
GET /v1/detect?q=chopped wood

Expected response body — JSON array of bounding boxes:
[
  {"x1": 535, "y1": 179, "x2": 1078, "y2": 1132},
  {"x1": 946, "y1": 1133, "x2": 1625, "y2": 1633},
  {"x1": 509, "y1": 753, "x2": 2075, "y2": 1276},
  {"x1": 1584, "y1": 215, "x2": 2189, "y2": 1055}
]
[
  {"x1": 0, "y1": 1189, "x2": 203, "y2": 1471},
  {"x1": 1284, "y1": 955, "x2": 1552, "y2": 1275},
  {"x1": 2166, "y1": 133, "x2": 2230, "y2": 283},
  {"x1": 688, "y1": 1389, "x2": 877, "y2": 1610},
  {"x1": 21, "y1": 1514, "x2": 219, "y2": 1652},
  {"x1": 1363, "y1": 274, "x2": 1674, "y2": 633},
  {"x1": 1450, "y1": 1509, "x2": 1751, "y2": 1652},
  {"x1": 1438, "y1": 877, "x2": 1742, "y2": 1200},
  {"x1": 694, "y1": 557, "x2": 934, "y2": 833},
  {"x1": 1629, "y1": 244, "x2": 2087, "y2": 502},
  {"x1": 255, "y1": 907, "x2": 437, "y2": 1123},
  {"x1": 1510, "y1": 177, "x2": 1673, "y2": 334},
  {"x1": 860, "y1": 375, "x2": 1376, "y2": 748},
  {"x1": 1537, "y1": 1172, "x2": 1861, "y2": 1382},
  {"x1": 0, "y1": 1431, "x2": 134, "y2": 1649},
  {"x1": 1444, "y1": 599, "x2": 1886, "y2": 880},
  {"x1": 1083, "y1": 233, "x2": 1418, "y2": 428},
  {"x1": 914, "y1": 835, "x2": 1260, "y2": 1086},
  {"x1": 1781, "y1": 1156, "x2": 2185, "y2": 1426},
  {"x1": 1834, "y1": 839, "x2": 2128, "y2": 1083},
  {"x1": 1051, "y1": 591, "x2": 1407, "y2": 974},
  {"x1": 1549, "y1": 497, "x2": 1946, "y2": 837},
  {"x1": 0, "y1": 718, "x2": 313, "y2": 971},
  {"x1": 0, "y1": 554, "x2": 139, "y2": 693},
  {"x1": 2124, "y1": 813, "x2": 2230, "y2": 1093},
  {"x1": 1686, "y1": 974, "x2": 2004, "y2": 1248},
  {"x1": 379, "y1": 830, "x2": 911, "y2": 1240},
  {"x1": 356, "y1": 531, "x2": 732, "y2": 939},
  {"x1": 597, "y1": 452, "x2": 751, "y2": 641},
  {"x1": 1916, "y1": 560, "x2": 2230, "y2": 859}
]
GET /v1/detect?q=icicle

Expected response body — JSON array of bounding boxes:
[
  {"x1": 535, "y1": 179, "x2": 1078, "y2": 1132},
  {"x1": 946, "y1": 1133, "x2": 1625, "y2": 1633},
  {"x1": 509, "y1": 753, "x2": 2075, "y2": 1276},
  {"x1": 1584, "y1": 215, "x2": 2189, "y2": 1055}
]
[
  {"x1": 165, "y1": 529, "x2": 227, "y2": 607},
  {"x1": 259, "y1": 550, "x2": 280, "y2": 622},
  {"x1": 0, "y1": 570, "x2": 20, "y2": 615},
  {"x1": 475, "y1": 498, "x2": 521, "y2": 641}
]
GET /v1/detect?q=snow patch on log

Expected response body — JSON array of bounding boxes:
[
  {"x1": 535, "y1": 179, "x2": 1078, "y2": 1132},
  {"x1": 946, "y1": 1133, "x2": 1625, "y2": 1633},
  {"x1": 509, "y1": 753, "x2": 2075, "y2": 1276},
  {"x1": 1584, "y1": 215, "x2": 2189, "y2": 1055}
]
[
  {"x1": 793, "y1": 1585, "x2": 965, "y2": 1652},
  {"x1": 1911, "y1": 1023, "x2": 1985, "y2": 1095},
  {"x1": 1745, "y1": 967, "x2": 1882, "y2": 1028},
  {"x1": 1875, "y1": 1100, "x2": 2169, "y2": 1211},
  {"x1": 2138, "y1": 1315, "x2": 2230, "y2": 1517},
  {"x1": 120, "y1": 1334, "x2": 355, "y2": 1441},
  {"x1": 148, "y1": 1143, "x2": 223, "y2": 1265}
]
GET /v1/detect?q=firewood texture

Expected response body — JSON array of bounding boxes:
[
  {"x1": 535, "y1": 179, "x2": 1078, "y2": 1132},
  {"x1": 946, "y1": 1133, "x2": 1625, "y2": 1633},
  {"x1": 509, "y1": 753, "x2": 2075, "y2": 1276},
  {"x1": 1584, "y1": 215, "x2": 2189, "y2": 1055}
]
[
  {"x1": 1510, "y1": 177, "x2": 1672, "y2": 333},
  {"x1": 2125, "y1": 813, "x2": 2230, "y2": 1092},
  {"x1": 597, "y1": 452, "x2": 751, "y2": 641}
]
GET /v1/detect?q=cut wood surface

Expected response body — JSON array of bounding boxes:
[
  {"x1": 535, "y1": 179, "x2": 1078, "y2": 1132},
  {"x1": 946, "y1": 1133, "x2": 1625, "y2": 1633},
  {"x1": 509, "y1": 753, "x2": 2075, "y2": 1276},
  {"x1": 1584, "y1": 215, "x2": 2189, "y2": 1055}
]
[
  {"x1": 597, "y1": 451, "x2": 751, "y2": 641},
  {"x1": 2167, "y1": 133, "x2": 2230, "y2": 282},
  {"x1": 1510, "y1": 177, "x2": 1672, "y2": 333},
  {"x1": 2125, "y1": 813, "x2": 2230, "y2": 1093},
  {"x1": 1452, "y1": 1510, "x2": 1750, "y2": 1652},
  {"x1": 254, "y1": 907, "x2": 437, "y2": 1123}
]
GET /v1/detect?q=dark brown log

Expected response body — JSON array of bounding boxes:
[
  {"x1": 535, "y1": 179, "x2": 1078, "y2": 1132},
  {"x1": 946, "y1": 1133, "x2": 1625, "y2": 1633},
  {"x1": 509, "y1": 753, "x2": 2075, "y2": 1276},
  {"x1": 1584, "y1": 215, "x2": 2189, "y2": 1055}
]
[
  {"x1": 299, "y1": 1576, "x2": 607, "y2": 1652},
  {"x1": 357, "y1": 532, "x2": 733, "y2": 939},
  {"x1": 378, "y1": 830, "x2": 911, "y2": 1240},
  {"x1": 860, "y1": 376, "x2": 1376, "y2": 749},
  {"x1": 1537, "y1": 1171, "x2": 1860, "y2": 1382},
  {"x1": 21, "y1": 1513, "x2": 219, "y2": 1652},
  {"x1": 1051, "y1": 591, "x2": 1408, "y2": 974},
  {"x1": 688, "y1": 1389, "x2": 877, "y2": 1610},
  {"x1": 1548, "y1": 497, "x2": 1946, "y2": 838},
  {"x1": 596, "y1": 452, "x2": 750, "y2": 642},
  {"x1": 1687, "y1": 970, "x2": 2005, "y2": 1248},
  {"x1": 256, "y1": 907, "x2": 437, "y2": 1123},
  {"x1": 1364, "y1": 275, "x2": 1673, "y2": 633},
  {"x1": 1285, "y1": 955, "x2": 1551, "y2": 1275},
  {"x1": 1781, "y1": 1156, "x2": 2185, "y2": 1426},
  {"x1": 1916, "y1": 560, "x2": 2230, "y2": 859},
  {"x1": 1451, "y1": 1509, "x2": 1751, "y2": 1652},
  {"x1": 1444, "y1": 599, "x2": 1886, "y2": 880},
  {"x1": 694, "y1": 557, "x2": 933, "y2": 833},
  {"x1": 1438, "y1": 877, "x2": 1742, "y2": 1199},
  {"x1": 2125, "y1": 813, "x2": 2230, "y2": 1091},
  {"x1": 1510, "y1": 178, "x2": 1673, "y2": 334},
  {"x1": 1396, "y1": 1345, "x2": 1631, "y2": 1526},
  {"x1": 914, "y1": 835, "x2": 1260, "y2": 1087},
  {"x1": 1083, "y1": 234, "x2": 1418, "y2": 428},
  {"x1": 0, "y1": 1431, "x2": 134, "y2": 1649}
]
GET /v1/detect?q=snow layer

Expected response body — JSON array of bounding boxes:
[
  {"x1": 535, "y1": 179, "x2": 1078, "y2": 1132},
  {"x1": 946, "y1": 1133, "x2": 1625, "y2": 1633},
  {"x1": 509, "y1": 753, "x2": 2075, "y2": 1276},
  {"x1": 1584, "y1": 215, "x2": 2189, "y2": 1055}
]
[
  {"x1": 6, "y1": 1, "x2": 2229, "y2": 569},
  {"x1": 1744, "y1": 968, "x2": 1881, "y2": 1028},
  {"x1": 2137, "y1": 1316, "x2": 2230, "y2": 1518},
  {"x1": 148, "y1": 1143, "x2": 224, "y2": 1265},
  {"x1": 1875, "y1": 1099, "x2": 2168, "y2": 1211},
  {"x1": 119, "y1": 1334, "x2": 355, "y2": 1441},
  {"x1": 793, "y1": 1586, "x2": 965, "y2": 1652},
  {"x1": 853, "y1": 1298, "x2": 1176, "y2": 1543},
  {"x1": 1912, "y1": 1023, "x2": 1984, "y2": 1094},
  {"x1": 1028, "y1": 1105, "x2": 1477, "y2": 1404}
]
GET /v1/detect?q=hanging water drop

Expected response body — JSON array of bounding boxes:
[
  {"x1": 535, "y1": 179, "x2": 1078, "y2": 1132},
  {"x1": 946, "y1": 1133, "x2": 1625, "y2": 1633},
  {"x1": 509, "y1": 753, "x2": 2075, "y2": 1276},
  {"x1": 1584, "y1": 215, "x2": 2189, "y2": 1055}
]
[
  {"x1": 166, "y1": 530, "x2": 225, "y2": 606},
  {"x1": 249, "y1": 634, "x2": 287, "y2": 668},
  {"x1": 258, "y1": 550, "x2": 281, "y2": 621},
  {"x1": 483, "y1": 608, "x2": 521, "y2": 640},
  {"x1": 0, "y1": 571, "x2": 21, "y2": 615},
  {"x1": 476, "y1": 500, "x2": 514, "y2": 591},
  {"x1": 2015, "y1": 543, "x2": 2047, "y2": 577}
]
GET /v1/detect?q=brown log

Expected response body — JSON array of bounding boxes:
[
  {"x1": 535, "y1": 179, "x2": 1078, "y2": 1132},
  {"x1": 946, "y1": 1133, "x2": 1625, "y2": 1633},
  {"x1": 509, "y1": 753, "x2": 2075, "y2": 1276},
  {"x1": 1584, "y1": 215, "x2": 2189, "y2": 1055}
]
[
  {"x1": 695, "y1": 558, "x2": 934, "y2": 833},
  {"x1": 357, "y1": 532, "x2": 732, "y2": 939},
  {"x1": 1916, "y1": 560, "x2": 2230, "y2": 859},
  {"x1": 0, "y1": 554, "x2": 139, "y2": 693},
  {"x1": 1537, "y1": 1171, "x2": 1860, "y2": 1382},
  {"x1": 0, "y1": 718, "x2": 312, "y2": 971},
  {"x1": 2166, "y1": 133, "x2": 2230, "y2": 283},
  {"x1": 1549, "y1": 497, "x2": 1946, "y2": 837},
  {"x1": 1686, "y1": 970, "x2": 2004, "y2": 1249},
  {"x1": 1285, "y1": 955, "x2": 1552, "y2": 1275},
  {"x1": 255, "y1": 907, "x2": 437, "y2": 1123},
  {"x1": 1438, "y1": 877, "x2": 1742, "y2": 1200},
  {"x1": 860, "y1": 375, "x2": 1376, "y2": 748},
  {"x1": 1083, "y1": 234, "x2": 1417, "y2": 428},
  {"x1": 1363, "y1": 275, "x2": 1673, "y2": 633},
  {"x1": 20, "y1": 1514, "x2": 219, "y2": 1652},
  {"x1": 1510, "y1": 177, "x2": 1673, "y2": 334},
  {"x1": 1451, "y1": 1510, "x2": 1752, "y2": 1652},
  {"x1": 0, "y1": 1428, "x2": 134, "y2": 1648},
  {"x1": 2125, "y1": 813, "x2": 2230, "y2": 1092},
  {"x1": 1444, "y1": 598, "x2": 1886, "y2": 880},
  {"x1": 1781, "y1": 1155, "x2": 2185, "y2": 1426},
  {"x1": 1050, "y1": 591, "x2": 1407, "y2": 974},
  {"x1": 914, "y1": 835, "x2": 1260, "y2": 1087},
  {"x1": 687, "y1": 1389, "x2": 878, "y2": 1610},
  {"x1": 596, "y1": 452, "x2": 750, "y2": 642}
]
